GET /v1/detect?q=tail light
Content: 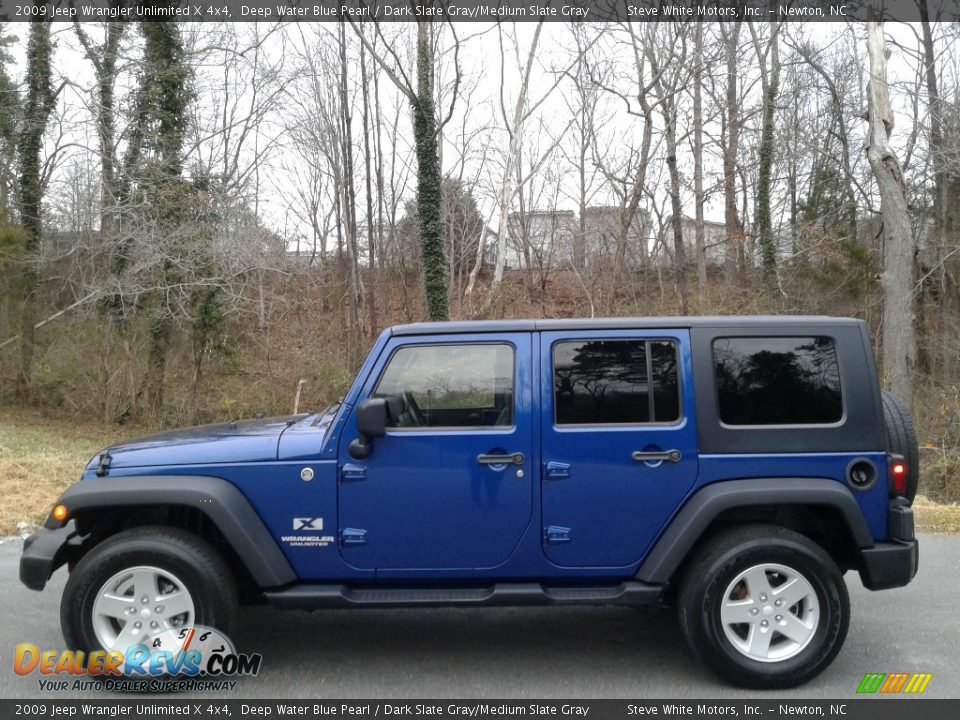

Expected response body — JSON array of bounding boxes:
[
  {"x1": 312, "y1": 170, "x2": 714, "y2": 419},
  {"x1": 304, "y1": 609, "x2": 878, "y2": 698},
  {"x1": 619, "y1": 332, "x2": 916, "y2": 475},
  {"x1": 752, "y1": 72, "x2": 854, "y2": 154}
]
[{"x1": 889, "y1": 453, "x2": 907, "y2": 497}]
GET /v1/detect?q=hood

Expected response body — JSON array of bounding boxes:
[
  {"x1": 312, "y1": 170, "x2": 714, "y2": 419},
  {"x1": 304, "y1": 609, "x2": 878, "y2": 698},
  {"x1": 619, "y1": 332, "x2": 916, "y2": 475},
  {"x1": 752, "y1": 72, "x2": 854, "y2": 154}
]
[{"x1": 86, "y1": 415, "x2": 308, "y2": 472}]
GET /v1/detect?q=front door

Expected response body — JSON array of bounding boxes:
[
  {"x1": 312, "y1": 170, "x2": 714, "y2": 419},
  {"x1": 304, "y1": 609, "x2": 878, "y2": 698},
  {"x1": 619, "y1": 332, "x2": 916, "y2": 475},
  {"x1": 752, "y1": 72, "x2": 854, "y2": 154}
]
[
  {"x1": 338, "y1": 334, "x2": 533, "y2": 570},
  {"x1": 540, "y1": 330, "x2": 698, "y2": 567}
]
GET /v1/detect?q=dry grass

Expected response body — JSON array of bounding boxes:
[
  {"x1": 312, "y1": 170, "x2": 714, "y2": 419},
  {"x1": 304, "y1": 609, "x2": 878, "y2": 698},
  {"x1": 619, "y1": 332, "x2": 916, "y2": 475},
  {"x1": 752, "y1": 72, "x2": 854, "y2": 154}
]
[
  {"x1": 2, "y1": 407, "x2": 960, "y2": 537},
  {"x1": 0, "y1": 408, "x2": 127, "y2": 536},
  {"x1": 913, "y1": 495, "x2": 960, "y2": 534}
]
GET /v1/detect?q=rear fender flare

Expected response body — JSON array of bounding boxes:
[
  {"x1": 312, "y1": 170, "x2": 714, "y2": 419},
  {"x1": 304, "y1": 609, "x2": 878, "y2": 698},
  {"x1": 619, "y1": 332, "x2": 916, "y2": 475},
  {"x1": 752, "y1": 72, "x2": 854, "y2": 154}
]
[{"x1": 636, "y1": 477, "x2": 874, "y2": 584}]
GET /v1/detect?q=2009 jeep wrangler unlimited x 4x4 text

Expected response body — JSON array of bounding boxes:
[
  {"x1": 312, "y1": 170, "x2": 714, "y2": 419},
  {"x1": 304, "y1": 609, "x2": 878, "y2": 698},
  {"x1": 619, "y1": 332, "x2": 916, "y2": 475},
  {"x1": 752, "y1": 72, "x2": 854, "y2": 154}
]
[{"x1": 21, "y1": 316, "x2": 918, "y2": 688}]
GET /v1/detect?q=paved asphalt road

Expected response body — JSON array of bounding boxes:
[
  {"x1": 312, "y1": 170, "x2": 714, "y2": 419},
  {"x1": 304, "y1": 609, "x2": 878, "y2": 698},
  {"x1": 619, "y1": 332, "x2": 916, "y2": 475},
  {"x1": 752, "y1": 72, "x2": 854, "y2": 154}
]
[{"x1": 0, "y1": 534, "x2": 956, "y2": 700}]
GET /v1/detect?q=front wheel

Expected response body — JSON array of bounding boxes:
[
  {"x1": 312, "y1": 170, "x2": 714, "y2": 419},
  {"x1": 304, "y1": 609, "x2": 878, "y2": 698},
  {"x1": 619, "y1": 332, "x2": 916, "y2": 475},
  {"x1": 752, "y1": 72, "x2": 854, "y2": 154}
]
[
  {"x1": 678, "y1": 525, "x2": 849, "y2": 689},
  {"x1": 61, "y1": 526, "x2": 237, "y2": 653}
]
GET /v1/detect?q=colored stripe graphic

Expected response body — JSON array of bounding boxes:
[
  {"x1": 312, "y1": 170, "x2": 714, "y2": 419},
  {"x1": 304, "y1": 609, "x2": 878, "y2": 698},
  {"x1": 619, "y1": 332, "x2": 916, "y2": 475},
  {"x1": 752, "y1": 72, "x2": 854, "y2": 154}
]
[
  {"x1": 880, "y1": 672, "x2": 909, "y2": 693},
  {"x1": 904, "y1": 673, "x2": 933, "y2": 694},
  {"x1": 857, "y1": 673, "x2": 885, "y2": 693},
  {"x1": 857, "y1": 672, "x2": 932, "y2": 694}
]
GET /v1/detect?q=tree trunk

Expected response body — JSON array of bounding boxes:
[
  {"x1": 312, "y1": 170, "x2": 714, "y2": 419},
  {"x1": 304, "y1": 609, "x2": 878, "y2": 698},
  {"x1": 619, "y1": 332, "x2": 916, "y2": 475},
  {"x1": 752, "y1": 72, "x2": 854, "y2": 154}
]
[
  {"x1": 693, "y1": 24, "x2": 707, "y2": 308},
  {"x1": 665, "y1": 119, "x2": 689, "y2": 315},
  {"x1": 16, "y1": 18, "x2": 56, "y2": 401},
  {"x1": 73, "y1": 22, "x2": 124, "y2": 236},
  {"x1": 465, "y1": 21, "x2": 543, "y2": 302},
  {"x1": 413, "y1": 18, "x2": 448, "y2": 321},
  {"x1": 866, "y1": 21, "x2": 915, "y2": 411},
  {"x1": 360, "y1": 34, "x2": 378, "y2": 337},
  {"x1": 338, "y1": 23, "x2": 366, "y2": 337},
  {"x1": 919, "y1": 3, "x2": 946, "y2": 240},
  {"x1": 137, "y1": 20, "x2": 190, "y2": 417},
  {"x1": 754, "y1": 22, "x2": 780, "y2": 286},
  {"x1": 721, "y1": 22, "x2": 743, "y2": 280},
  {"x1": 918, "y1": 2, "x2": 948, "y2": 377}
]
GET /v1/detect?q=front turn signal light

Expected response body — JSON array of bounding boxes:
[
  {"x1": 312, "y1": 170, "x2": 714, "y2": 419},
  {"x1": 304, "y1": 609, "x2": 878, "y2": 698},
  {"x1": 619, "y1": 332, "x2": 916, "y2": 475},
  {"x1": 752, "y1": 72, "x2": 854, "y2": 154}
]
[{"x1": 49, "y1": 504, "x2": 69, "y2": 526}]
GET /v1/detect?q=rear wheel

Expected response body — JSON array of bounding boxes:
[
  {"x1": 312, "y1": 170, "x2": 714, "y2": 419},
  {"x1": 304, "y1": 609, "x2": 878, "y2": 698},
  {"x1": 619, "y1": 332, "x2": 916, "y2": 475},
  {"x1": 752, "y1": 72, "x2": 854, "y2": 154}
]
[
  {"x1": 61, "y1": 526, "x2": 237, "y2": 653},
  {"x1": 882, "y1": 390, "x2": 919, "y2": 503},
  {"x1": 678, "y1": 525, "x2": 849, "y2": 689}
]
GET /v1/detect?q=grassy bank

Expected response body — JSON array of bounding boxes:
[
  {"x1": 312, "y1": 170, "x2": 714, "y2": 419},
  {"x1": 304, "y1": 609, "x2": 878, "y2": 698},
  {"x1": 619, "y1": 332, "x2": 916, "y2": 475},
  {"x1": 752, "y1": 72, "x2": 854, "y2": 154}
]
[
  {"x1": 1, "y1": 408, "x2": 958, "y2": 536},
  {"x1": 0, "y1": 408, "x2": 126, "y2": 535}
]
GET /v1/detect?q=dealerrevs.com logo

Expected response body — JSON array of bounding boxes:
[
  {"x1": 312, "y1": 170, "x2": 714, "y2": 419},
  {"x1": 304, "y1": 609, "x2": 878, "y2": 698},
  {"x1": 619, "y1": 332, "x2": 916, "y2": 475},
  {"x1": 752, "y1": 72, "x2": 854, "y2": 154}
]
[{"x1": 13, "y1": 626, "x2": 262, "y2": 692}]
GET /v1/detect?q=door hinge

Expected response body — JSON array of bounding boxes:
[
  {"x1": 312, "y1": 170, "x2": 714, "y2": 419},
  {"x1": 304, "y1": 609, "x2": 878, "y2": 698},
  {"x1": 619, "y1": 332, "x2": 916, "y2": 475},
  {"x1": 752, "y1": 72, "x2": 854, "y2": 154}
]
[
  {"x1": 544, "y1": 525, "x2": 572, "y2": 544},
  {"x1": 340, "y1": 528, "x2": 367, "y2": 546},
  {"x1": 340, "y1": 464, "x2": 366, "y2": 482},
  {"x1": 544, "y1": 461, "x2": 571, "y2": 480}
]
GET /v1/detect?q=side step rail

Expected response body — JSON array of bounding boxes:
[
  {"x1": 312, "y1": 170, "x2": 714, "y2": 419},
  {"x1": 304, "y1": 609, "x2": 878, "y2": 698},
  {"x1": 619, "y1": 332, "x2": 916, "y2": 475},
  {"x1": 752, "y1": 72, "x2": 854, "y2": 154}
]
[{"x1": 264, "y1": 581, "x2": 663, "y2": 610}]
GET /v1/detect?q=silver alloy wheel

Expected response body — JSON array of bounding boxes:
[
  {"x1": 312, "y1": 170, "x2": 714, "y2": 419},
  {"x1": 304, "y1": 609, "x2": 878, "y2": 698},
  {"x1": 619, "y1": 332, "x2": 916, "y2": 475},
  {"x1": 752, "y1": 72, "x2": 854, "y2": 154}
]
[
  {"x1": 719, "y1": 562, "x2": 820, "y2": 663},
  {"x1": 92, "y1": 565, "x2": 195, "y2": 652}
]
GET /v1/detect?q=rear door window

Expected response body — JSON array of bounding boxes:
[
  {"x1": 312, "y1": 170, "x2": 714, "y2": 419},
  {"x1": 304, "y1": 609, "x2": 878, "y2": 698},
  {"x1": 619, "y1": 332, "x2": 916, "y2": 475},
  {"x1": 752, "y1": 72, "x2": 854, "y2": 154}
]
[{"x1": 553, "y1": 339, "x2": 680, "y2": 425}]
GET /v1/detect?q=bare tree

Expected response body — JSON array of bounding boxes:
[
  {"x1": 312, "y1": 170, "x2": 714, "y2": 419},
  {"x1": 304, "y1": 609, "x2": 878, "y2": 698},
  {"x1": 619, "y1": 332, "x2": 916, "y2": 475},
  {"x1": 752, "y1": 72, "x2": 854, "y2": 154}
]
[
  {"x1": 350, "y1": 16, "x2": 461, "y2": 322},
  {"x1": 789, "y1": 33, "x2": 861, "y2": 249},
  {"x1": 866, "y1": 21, "x2": 916, "y2": 409},
  {"x1": 360, "y1": 33, "x2": 378, "y2": 336},
  {"x1": 464, "y1": 21, "x2": 543, "y2": 302},
  {"x1": 72, "y1": 22, "x2": 124, "y2": 235},
  {"x1": 646, "y1": 24, "x2": 690, "y2": 314},
  {"x1": 465, "y1": 22, "x2": 590, "y2": 310},
  {"x1": 720, "y1": 21, "x2": 744, "y2": 280},
  {"x1": 337, "y1": 22, "x2": 366, "y2": 337},
  {"x1": 692, "y1": 23, "x2": 707, "y2": 308}
]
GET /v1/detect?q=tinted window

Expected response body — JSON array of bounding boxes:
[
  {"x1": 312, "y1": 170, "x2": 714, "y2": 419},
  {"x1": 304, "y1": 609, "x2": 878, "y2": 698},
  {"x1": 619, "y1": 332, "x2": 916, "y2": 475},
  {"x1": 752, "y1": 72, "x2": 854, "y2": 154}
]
[
  {"x1": 713, "y1": 337, "x2": 842, "y2": 425},
  {"x1": 554, "y1": 339, "x2": 680, "y2": 425},
  {"x1": 375, "y1": 344, "x2": 514, "y2": 428}
]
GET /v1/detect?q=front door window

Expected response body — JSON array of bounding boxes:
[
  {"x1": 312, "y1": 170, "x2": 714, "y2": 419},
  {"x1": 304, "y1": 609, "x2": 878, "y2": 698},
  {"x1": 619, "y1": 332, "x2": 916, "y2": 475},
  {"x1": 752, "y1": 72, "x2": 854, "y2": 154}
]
[{"x1": 375, "y1": 344, "x2": 515, "y2": 429}]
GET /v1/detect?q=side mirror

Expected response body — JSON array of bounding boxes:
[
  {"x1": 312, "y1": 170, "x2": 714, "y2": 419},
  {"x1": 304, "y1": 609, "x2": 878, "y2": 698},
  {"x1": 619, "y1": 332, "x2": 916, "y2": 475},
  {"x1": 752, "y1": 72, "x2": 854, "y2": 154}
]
[
  {"x1": 357, "y1": 398, "x2": 387, "y2": 438},
  {"x1": 349, "y1": 398, "x2": 387, "y2": 459}
]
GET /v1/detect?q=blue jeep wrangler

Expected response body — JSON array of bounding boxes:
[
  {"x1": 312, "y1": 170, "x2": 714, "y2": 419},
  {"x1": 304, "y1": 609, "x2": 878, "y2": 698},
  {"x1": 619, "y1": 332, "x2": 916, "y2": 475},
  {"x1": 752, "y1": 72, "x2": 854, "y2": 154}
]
[{"x1": 21, "y1": 316, "x2": 918, "y2": 688}]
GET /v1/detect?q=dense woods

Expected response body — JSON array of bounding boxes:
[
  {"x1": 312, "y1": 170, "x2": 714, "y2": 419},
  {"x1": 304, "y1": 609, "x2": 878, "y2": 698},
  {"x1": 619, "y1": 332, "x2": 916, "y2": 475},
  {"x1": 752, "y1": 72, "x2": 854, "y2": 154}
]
[{"x1": 0, "y1": 19, "x2": 958, "y2": 501}]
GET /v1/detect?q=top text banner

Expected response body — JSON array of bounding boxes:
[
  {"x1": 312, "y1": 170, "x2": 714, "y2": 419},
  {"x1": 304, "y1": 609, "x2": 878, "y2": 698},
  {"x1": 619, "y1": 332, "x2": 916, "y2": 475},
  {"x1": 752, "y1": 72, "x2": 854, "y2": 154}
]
[{"x1": 0, "y1": 0, "x2": 957, "y2": 22}]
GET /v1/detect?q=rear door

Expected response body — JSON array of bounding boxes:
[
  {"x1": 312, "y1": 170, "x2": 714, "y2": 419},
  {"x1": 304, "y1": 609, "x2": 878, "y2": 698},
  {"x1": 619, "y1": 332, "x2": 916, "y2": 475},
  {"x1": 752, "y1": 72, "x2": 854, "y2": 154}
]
[
  {"x1": 338, "y1": 333, "x2": 533, "y2": 570},
  {"x1": 539, "y1": 329, "x2": 698, "y2": 567}
]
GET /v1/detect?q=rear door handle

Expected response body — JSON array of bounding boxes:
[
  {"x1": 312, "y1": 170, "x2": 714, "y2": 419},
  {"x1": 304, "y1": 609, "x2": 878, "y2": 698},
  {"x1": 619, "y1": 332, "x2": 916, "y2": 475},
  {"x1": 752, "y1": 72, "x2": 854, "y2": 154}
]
[
  {"x1": 477, "y1": 452, "x2": 525, "y2": 465},
  {"x1": 631, "y1": 450, "x2": 681, "y2": 463}
]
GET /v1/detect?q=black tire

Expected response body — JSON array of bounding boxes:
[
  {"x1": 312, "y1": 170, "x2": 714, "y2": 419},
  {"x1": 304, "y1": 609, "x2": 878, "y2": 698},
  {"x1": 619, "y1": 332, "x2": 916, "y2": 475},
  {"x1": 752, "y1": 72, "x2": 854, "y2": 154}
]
[
  {"x1": 678, "y1": 524, "x2": 850, "y2": 689},
  {"x1": 882, "y1": 391, "x2": 919, "y2": 503},
  {"x1": 61, "y1": 526, "x2": 237, "y2": 653}
]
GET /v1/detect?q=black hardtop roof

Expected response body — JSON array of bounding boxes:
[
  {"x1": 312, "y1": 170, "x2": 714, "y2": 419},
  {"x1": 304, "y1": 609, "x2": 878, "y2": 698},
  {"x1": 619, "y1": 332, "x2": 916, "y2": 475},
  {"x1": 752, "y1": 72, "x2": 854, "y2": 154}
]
[{"x1": 390, "y1": 315, "x2": 864, "y2": 336}]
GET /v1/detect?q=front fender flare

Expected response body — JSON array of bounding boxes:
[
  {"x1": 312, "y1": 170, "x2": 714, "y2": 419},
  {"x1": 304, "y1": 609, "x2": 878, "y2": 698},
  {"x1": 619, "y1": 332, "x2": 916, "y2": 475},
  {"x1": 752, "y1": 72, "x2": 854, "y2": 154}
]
[
  {"x1": 636, "y1": 477, "x2": 874, "y2": 584},
  {"x1": 55, "y1": 475, "x2": 296, "y2": 588}
]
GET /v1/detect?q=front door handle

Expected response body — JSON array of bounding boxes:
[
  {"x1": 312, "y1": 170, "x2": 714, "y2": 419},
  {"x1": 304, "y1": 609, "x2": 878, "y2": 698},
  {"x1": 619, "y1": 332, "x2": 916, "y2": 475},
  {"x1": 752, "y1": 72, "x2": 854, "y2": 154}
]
[
  {"x1": 477, "y1": 452, "x2": 525, "y2": 465},
  {"x1": 631, "y1": 449, "x2": 681, "y2": 463}
]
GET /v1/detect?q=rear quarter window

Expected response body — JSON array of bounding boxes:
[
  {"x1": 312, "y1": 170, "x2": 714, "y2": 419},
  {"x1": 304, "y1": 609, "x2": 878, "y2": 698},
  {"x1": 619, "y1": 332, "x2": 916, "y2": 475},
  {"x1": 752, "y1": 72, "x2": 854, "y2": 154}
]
[{"x1": 713, "y1": 336, "x2": 842, "y2": 426}]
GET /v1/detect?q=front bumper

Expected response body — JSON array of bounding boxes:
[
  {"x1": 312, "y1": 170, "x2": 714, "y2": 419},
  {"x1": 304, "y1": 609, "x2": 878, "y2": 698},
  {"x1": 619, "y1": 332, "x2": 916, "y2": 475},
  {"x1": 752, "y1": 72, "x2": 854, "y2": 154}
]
[
  {"x1": 857, "y1": 500, "x2": 919, "y2": 591},
  {"x1": 20, "y1": 520, "x2": 82, "y2": 591}
]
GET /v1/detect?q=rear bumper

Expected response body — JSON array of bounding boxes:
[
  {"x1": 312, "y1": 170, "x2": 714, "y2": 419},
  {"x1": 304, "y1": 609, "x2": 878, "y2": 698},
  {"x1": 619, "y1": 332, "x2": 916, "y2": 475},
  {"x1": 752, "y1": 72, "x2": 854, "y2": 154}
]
[
  {"x1": 20, "y1": 521, "x2": 80, "y2": 591},
  {"x1": 858, "y1": 539, "x2": 919, "y2": 590},
  {"x1": 858, "y1": 501, "x2": 919, "y2": 590}
]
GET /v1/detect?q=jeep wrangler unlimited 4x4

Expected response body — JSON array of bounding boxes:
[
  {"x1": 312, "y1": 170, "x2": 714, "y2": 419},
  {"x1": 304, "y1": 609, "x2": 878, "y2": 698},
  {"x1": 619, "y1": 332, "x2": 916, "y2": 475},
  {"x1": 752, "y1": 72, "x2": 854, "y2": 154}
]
[{"x1": 21, "y1": 316, "x2": 918, "y2": 688}]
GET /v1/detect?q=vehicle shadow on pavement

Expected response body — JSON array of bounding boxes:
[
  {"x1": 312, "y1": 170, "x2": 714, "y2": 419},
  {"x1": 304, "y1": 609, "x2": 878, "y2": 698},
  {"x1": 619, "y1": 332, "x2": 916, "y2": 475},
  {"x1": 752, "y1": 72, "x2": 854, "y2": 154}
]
[{"x1": 229, "y1": 604, "x2": 716, "y2": 698}]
